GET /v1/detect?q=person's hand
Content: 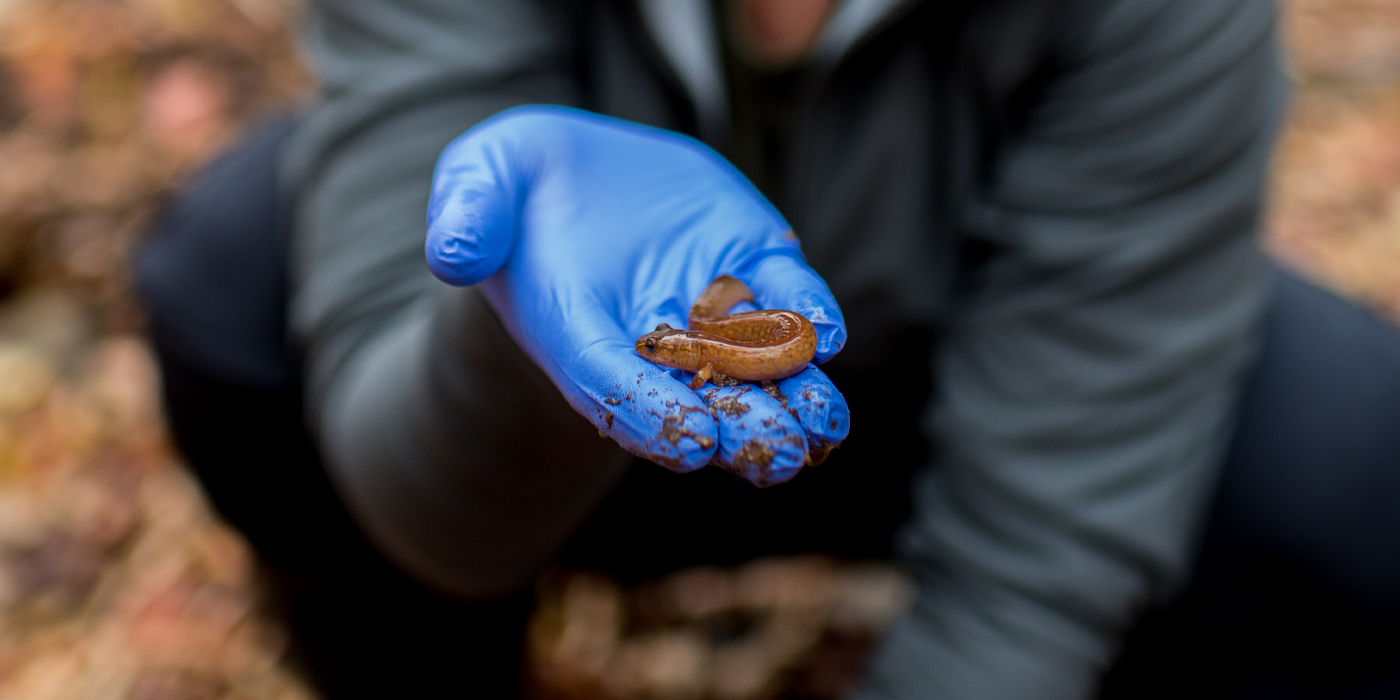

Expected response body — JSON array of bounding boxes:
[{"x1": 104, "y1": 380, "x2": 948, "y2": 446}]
[{"x1": 426, "y1": 106, "x2": 848, "y2": 486}]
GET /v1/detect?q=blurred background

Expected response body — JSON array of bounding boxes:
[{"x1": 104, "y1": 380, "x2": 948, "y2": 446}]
[{"x1": 0, "y1": 0, "x2": 1395, "y2": 698}]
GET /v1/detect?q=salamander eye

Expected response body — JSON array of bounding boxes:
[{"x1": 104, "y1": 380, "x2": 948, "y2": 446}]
[
  {"x1": 655, "y1": 323, "x2": 673, "y2": 332},
  {"x1": 644, "y1": 337, "x2": 658, "y2": 351}
]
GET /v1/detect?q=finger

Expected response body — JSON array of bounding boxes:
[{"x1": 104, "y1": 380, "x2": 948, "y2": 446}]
[
  {"x1": 562, "y1": 335, "x2": 720, "y2": 473},
  {"x1": 696, "y1": 384, "x2": 809, "y2": 487},
  {"x1": 773, "y1": 366, "x2": 850, "y2": 466},
  {"x1": 737, "y1": 253, "x2": 848, "y2": 362},
  {"x1": 424, "y1": 117, "x2": 527, "y2": 286}
]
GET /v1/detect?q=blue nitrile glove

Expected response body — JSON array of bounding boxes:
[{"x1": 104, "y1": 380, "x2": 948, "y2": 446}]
[{"x1": 426, "y1": 106, "x2": 849, "y2": 487}]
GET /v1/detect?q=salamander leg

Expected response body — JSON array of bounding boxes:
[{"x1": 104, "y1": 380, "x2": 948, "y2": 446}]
[{"x1": 689, "y1": 364, "x2": 713, "y2": 389}]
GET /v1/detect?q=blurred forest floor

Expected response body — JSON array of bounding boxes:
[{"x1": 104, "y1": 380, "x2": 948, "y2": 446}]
[{"x1": 0, "y1": 1, "x2": 1396, "y2": 699}]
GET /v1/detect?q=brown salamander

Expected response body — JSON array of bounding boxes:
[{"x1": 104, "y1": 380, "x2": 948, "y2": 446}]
[{"x1": 635, "y1": 275, "x2": 817, "y2": 389}]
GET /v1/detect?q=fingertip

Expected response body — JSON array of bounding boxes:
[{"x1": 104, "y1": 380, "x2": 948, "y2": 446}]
[
  {"x1": 811, "y1": 322, "x2": 846, "y2": 363},
  {"x1": 698, "y1": 384, "x2": 808, "y2": 487},
  {"x1": 742, "y1": 255, "x2": 847, "y2": 361},
  {"x1": 425, "y1": 131, "x2": 522, "y2": 286},
  {"x1": 425, "y1": 228, "x2": 494, "y2": 286},
  {"x1": 775, "y1": 365, "x2": 850, "y2": 448}
]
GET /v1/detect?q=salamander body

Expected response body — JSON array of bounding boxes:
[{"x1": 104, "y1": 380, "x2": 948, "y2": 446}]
[{"x1": 635, "y1": 276, "x2": 817, "y2": 388}]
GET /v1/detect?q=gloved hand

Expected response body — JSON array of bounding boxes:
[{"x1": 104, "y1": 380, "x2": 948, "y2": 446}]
[{"x1": 426, "y1": 106, "x2": 849, "y2": 486}]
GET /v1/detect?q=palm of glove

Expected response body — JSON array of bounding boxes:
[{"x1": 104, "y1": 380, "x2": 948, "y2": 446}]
[{"x1": 426, "y1": 106, "x2": 849, "y2": 486}]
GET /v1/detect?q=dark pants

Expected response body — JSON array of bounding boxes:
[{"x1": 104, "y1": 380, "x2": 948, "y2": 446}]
[
  {"x1": 1102, "y1": 269, "x2": 1400, "y2": 699},
  {"x1": 137, "y1": 120, "x2": 1400, "y2": 698}
]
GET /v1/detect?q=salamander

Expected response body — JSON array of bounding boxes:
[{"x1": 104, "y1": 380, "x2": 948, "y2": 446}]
[{"x1": 635, "y1": 275, "x2": 818, "y2": 389}]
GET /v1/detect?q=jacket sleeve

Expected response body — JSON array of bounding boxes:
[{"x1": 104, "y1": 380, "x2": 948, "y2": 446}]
[
  {"x1": 858, "y1": 0, "x2": 1285, "y2": 697},
  {"x1": 284, "y1": 0, "x2": 630, "y2": 598}
]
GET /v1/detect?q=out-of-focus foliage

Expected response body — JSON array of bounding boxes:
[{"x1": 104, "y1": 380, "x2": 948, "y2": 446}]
[
  {"x1": 0, "y1": 0, "x2": 308, "y2": 329},
  {"x1": 0, "y1": 332, "x2": 313, "y2": 700},
  {"x1": 0, "y1": 0, "x2": 313, "y2": 698},
  {"x1": 528, "y1": 559, "x2": 913, "y2": 700},
  {"x1": 0, "y1": 1, "x2": 1397, "y2": 699}
]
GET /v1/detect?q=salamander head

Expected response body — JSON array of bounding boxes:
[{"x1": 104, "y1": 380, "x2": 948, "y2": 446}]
[
  {"x1": 637, "y1": 326, "x2": 669, "y2": 354},
  {"x1": 636, "y1": 323, "x2": 686, "y2": 356}
]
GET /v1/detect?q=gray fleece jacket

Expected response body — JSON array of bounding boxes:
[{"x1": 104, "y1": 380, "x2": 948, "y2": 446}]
[{"x1": 283, "y1": 0, "x2": 1286, "y2": 697}]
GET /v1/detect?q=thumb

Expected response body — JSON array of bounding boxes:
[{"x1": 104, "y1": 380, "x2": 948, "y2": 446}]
[{"x1": 424, "y1": 116, "x2": 529, "y2": 286}]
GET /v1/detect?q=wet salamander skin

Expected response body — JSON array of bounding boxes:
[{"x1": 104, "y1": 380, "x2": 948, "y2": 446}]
[{"x1": 635, "y1": 276, "x2": 817, "y2": 382}]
